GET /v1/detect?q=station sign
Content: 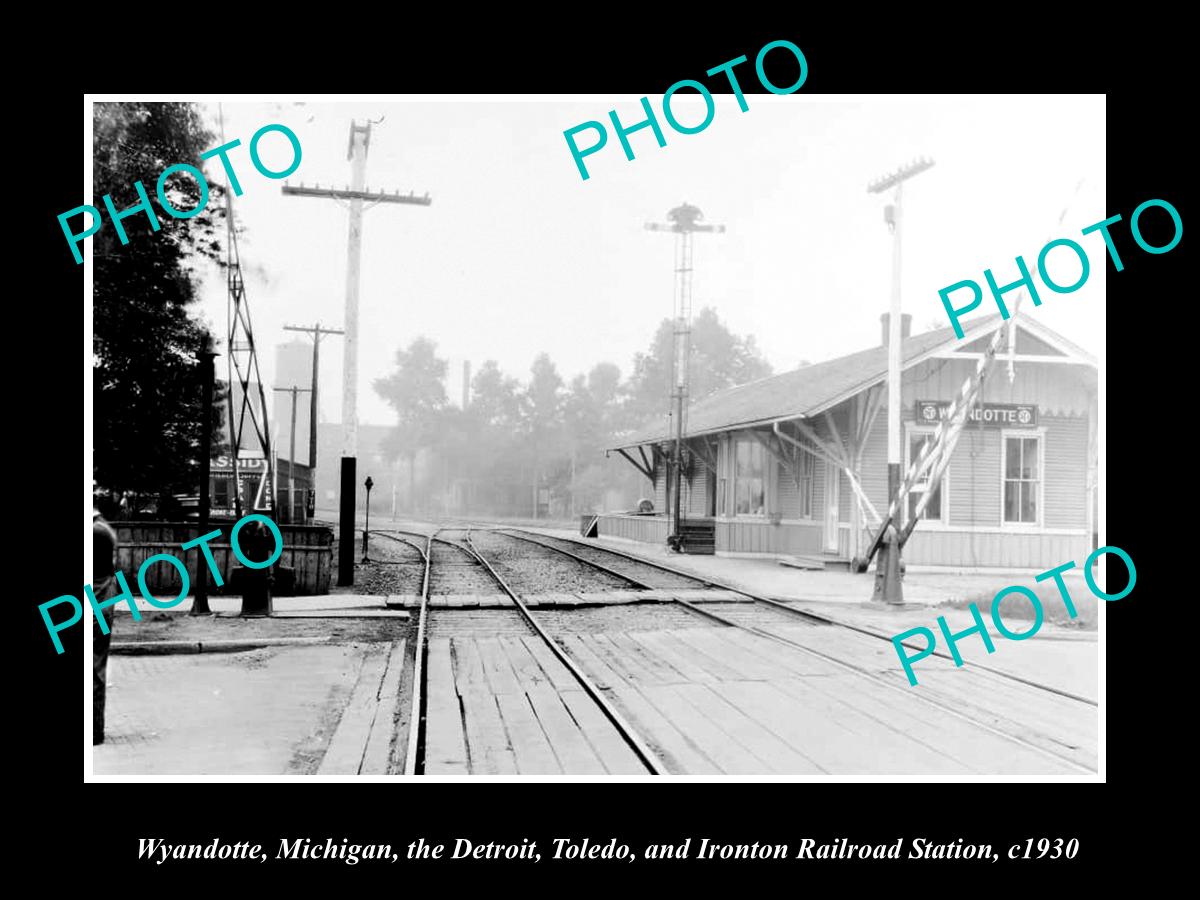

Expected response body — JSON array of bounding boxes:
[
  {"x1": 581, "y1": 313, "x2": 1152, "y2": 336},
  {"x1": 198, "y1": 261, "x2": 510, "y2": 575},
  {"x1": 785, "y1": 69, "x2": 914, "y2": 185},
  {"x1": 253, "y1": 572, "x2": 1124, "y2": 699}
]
[{"x1": 915, "y1": 400, "x2": 1038, "y2": 428}]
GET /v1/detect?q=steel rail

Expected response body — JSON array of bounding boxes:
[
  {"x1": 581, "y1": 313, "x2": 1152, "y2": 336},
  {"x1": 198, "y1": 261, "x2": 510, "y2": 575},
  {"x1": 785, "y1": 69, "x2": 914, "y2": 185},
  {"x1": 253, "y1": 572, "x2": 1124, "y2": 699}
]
[
  {"x1": 493, "y1": 528, "x2": 1095, "y2": 775},
  {"x1": 402, "y1": 530, "x2": 435, "y2": 776},
  {"x1": 371, "y1": 530, "x2": 430, "y2": 559},
  {"x1": 460, "y1": 530, "x2": 667, "y2": 776}
]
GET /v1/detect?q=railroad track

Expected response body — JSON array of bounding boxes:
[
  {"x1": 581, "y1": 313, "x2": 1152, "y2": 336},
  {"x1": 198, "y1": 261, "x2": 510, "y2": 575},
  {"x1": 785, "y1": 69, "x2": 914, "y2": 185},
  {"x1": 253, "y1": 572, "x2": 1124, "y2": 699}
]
[
  {"x1": 369, "y1": 531, "x2": 427, "y2": 562},
  {"x1": 499, "y1": 527, "x2": 1097, "y2": 706},
  {"x1": 489, "y1": 527, "x2": 1097, "y2": 775},
  {"x1": 363, "y1": 523, "x2": 1094, "y2": 774},
  {"x1": 391, "y1": 526, "x2": 666, "y2": 775}
]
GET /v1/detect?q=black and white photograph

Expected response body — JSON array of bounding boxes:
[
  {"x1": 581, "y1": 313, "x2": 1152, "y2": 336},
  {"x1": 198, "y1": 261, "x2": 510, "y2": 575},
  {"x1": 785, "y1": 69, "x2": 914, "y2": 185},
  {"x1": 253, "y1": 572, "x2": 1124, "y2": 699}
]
[{"x1": 76, "y1": 90, "x2": 1114, "y2": 783}]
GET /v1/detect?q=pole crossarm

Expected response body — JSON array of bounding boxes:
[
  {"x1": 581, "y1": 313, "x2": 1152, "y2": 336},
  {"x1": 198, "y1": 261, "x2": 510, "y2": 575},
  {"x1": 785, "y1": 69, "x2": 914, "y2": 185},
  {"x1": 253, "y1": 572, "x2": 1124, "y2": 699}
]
[
  {"x1": 284, "y1": 324, "x2": 345, "y2": 337},
  {"x1": 645, "y1": 223, "x2": 726, "y2": 234},
  {"x1": 867, "y1": 157, "x2": 935, "y2": 194},
  {"x1": 281, "y1": 184, "x2": 432, "y2": 206}
]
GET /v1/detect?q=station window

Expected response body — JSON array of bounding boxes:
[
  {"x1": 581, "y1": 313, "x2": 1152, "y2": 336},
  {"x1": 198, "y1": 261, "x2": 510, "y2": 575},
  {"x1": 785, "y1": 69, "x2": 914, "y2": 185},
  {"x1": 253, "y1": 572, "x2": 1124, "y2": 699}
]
[
  {"x1": 1004, "y1": 434, "x2": 1041, "y2": 524},
  {"x1": 797, "y1": 448, "x2": 814, "y2": 518},
  {"x1": 734, "y1": 439, "x2": 766, "y2": 516},
  {"x1": 906, "y1": 430, "x2": 946, "y2": 523}
]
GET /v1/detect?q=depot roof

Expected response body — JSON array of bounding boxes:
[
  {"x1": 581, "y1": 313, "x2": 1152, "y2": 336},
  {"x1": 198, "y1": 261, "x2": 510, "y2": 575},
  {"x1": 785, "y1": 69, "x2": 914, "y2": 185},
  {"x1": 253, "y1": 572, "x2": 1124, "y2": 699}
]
[{"x1": 611, "y1": 314, "x2": 1095, "y2": 450}]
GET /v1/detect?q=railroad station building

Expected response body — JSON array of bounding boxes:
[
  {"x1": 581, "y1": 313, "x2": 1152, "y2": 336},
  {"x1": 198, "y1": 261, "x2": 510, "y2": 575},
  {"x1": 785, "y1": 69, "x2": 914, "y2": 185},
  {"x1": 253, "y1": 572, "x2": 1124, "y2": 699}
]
[{"x1": 605, "y1": 314, "x2": 1097, "y2": 570}]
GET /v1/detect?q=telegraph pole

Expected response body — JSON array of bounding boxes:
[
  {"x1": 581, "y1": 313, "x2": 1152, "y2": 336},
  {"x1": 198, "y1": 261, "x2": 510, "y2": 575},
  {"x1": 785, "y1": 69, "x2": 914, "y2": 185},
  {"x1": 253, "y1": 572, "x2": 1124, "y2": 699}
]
[
  {"x1": 645, "y1": 203, "x2": 725, "y2": 551},
  {"x1": 282, "y1": 120, "x2": 431, "y2": 586},
  {"x1": 867, "y1": 157, "x2": 934, "y2": 604},
  {"x1": 282, "y1": 322, "x2": 344, "y2": 472},
  {"x1": 273, "y1": 385, "x2": 312, "y2": 523}
]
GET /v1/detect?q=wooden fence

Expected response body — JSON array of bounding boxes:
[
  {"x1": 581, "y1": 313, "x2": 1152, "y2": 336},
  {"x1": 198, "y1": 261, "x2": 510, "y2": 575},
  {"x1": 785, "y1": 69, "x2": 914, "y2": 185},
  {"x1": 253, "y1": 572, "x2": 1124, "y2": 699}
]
[{"x1": 114, "y1": 520, "x2": 334, "y2": 596}]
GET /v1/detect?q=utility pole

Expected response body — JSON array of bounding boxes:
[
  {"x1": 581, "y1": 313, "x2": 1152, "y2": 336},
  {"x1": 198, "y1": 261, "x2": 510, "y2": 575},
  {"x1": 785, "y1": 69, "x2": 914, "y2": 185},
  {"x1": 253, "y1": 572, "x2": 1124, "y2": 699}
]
[
  {"x1": 283, "y1": 120, "x2": 431, "y2": 586},
  {"x1": 273, "y1": 385, "x2": 312, "y2": 523},
  {"x1": 867, "y1": 157, "x2": 934, "y2": 604},
  {"x1": 193, "y1": 334, "x2": 218, "y2": 615},
  {"x1": 645, "y1": 203, "x2": 725, "y2": 552},
  {"x1": 283, "y1": 323, "x2": 344, "y2": 475}
]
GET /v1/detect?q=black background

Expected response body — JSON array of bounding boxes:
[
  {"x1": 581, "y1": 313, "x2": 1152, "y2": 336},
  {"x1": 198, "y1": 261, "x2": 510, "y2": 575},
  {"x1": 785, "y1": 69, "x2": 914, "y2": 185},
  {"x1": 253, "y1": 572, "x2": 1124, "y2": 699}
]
[{"x1": 22, "y1": 11, "x2": 1170, "y2": 885}]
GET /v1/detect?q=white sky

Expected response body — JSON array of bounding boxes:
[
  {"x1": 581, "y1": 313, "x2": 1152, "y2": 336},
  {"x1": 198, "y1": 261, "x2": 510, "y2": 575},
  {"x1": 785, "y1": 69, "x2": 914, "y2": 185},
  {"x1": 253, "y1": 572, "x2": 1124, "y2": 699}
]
[{"x1": 190, "y1": 95, "x2": 1105, "y2": 427}]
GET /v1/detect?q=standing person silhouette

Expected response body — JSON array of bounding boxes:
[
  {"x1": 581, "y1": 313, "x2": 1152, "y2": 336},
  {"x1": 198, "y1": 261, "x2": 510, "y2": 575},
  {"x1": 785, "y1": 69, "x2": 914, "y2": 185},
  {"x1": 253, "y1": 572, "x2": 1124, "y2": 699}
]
[{"x1": 92, "y1": 507, "x2": 118, "y2": 745}]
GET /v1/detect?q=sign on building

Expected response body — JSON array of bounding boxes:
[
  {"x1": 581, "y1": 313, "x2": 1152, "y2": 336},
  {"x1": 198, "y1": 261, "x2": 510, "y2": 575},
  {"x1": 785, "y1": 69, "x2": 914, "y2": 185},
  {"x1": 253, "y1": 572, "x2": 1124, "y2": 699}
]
[{"x1": 915, "y1": 400, "x2": 1038, "y2": 428}]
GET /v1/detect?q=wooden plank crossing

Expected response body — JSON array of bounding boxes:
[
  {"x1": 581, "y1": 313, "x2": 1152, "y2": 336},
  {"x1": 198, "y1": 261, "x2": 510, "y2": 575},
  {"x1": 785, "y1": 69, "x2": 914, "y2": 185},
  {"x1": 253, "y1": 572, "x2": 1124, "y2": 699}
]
[
  {"x1": 423, "y1": 633, "x2": 657, "y2": 775},
  {"x1": 419, "y1": 618, "x2": 1095, "y2": 776},
  {"x1": 558, "y1": 626, "x2": 1094, "y2": 776},
  {"x1": 761, "y1": 623, "x2": 1098, "y2": 770}
]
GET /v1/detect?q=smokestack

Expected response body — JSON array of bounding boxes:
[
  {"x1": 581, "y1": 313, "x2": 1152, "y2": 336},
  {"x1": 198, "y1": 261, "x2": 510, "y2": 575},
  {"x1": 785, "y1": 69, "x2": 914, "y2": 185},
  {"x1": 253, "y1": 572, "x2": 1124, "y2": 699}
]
[
  {"x1": 462, "y1": 360, "x2": 471, "y2": 409},
  {"x1": 881, "y1": 313, "x2": 912, "y2": 346}
]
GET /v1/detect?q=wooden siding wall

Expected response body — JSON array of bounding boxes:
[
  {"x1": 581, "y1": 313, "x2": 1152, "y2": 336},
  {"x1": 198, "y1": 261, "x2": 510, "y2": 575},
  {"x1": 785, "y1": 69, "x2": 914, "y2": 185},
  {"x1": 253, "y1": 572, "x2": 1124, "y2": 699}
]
[
  {"x1": 904, "y1": 530, "x2": 1089, "y2": 568},
  {"x1": 685, "y1": 464, "x2": 710, "y2": 516},
  {"x1": 1044, "y1": 415, "x2": 1088, "y2": 529},
  {"x1": 596, "y1": 514, "x2": 670, "y2": 544},
  {"x1": 653, "y1": 465, "x2": 667, "y2": 513},
  {"x1": 715, "y1": 520, "x2": 822, "y2": 555},
  {"x1": 115, "y1": 521, "x2": 334, "y2": 596},
  {"x1": 776, "y1": 460, "x2": 801, "y2": 518}
]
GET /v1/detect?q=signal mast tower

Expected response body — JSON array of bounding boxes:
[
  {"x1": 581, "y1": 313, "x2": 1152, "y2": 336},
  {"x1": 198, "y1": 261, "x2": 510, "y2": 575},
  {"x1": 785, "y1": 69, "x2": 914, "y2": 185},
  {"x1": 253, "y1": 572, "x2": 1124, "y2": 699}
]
[
  {"x1": 220, "y1": 108, "x2": 275, "y2": 521},
  {"x1": 645, "y1": 203, "x2": 725, "y2": 550}
]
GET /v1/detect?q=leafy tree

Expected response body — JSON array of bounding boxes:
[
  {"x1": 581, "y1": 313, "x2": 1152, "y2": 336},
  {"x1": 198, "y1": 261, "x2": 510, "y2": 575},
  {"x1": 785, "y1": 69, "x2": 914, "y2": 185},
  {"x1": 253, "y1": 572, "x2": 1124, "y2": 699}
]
[
  {"x1": 623, "y1": 306, "x2": 773, "y2": 430},
  {"x1": 562, "y1": 362, "x2": 626, "y2": 514},
  {"x1": 373, "y1": 336, "x2": 448, "y2": 512},
  {"x1": 470, "y1": 360, "x2": 521, "y2": 428},
  {"x1": 521, "y1": 354, "x2": 564, "y2": 517},
  {"x1": 92, "y1": 101, "x2": 227, "y2": 513}
]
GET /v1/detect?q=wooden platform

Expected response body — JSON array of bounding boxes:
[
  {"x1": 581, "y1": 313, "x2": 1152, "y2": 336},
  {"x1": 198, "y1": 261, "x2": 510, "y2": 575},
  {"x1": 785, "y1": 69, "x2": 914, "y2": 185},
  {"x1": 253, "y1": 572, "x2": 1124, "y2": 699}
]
[
  {"x1": 422, "y1": 622, "x2": 1096, "y2": 776},
  {"x1": 318, "y1": 640, "x2": 406, "y2": 775}
]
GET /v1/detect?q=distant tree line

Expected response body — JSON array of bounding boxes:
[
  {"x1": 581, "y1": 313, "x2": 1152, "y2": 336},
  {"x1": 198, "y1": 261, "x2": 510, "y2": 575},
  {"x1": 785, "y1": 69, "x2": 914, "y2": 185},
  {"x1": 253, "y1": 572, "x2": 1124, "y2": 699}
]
[{"x1": 373, "y1": 308, "x2": 773, "y2": 520}]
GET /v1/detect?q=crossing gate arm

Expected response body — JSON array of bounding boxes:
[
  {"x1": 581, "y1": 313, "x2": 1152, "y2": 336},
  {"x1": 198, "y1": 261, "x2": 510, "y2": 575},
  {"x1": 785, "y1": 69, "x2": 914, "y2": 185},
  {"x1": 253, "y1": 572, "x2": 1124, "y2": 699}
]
[{"x1": 862, "y1": 303, "x2": 1021, "y2": 565}]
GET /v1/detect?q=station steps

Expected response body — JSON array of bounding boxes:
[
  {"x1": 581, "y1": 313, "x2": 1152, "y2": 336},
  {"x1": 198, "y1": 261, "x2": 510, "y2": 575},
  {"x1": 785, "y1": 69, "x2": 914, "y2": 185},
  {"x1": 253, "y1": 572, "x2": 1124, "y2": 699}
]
[{"x1": 676, "y1": 518, "x2": 715, "y2": 555}]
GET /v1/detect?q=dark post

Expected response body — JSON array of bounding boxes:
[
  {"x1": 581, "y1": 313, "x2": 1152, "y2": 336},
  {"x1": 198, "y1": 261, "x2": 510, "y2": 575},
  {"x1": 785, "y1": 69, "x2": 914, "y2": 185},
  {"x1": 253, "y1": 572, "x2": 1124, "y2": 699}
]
[
  {"x1": 309, "y1": 331, "x2": 321, "y2": 470},
  {"x1": 338, "y1": 456, "x2": 356, "y2": 586},
  {"x1": 193, "y1": 334, "x2": 217, "y2": 615},
  {"x1": 362, "y1": 475, "x2": 374, "y2": 562},
  {"x1": 671, "y1": 390, "x2": 684, "y2": 550}
]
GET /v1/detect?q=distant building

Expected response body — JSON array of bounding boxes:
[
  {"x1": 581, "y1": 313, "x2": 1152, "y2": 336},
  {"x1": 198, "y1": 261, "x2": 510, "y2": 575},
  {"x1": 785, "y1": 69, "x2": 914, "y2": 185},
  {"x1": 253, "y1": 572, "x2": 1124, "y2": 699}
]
[
  {"x1": 605, "y1": 314, "x2": 1097, "y2": 570},
  {"x1": 208, "y1": 454, "x2": 314, "y2": 524}
]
